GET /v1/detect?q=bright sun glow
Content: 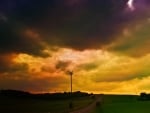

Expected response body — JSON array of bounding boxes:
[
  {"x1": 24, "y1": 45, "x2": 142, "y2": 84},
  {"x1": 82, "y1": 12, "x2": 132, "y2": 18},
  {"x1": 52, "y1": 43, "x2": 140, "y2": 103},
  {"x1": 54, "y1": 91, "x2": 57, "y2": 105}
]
[{"x1": 127, "y1": 0, "x2": 135, "y2": 11}]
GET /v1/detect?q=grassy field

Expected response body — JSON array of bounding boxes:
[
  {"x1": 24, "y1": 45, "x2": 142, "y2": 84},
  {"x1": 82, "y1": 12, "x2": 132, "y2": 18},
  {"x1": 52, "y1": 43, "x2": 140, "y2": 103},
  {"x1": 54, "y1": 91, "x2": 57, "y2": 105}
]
[
  {"x1": 93, "y1": 94, "x2": 150, "y2": 113},
  {"x1": 0, "y1": 96, "x2": 93, "y2": 113}
]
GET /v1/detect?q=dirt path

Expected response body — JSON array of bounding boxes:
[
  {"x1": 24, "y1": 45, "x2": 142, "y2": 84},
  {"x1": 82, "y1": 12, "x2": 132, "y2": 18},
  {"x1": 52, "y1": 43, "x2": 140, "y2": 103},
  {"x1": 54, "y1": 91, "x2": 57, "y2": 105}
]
[{"x1": 69, "y1": 95, "x2": 102, "y2": 113}]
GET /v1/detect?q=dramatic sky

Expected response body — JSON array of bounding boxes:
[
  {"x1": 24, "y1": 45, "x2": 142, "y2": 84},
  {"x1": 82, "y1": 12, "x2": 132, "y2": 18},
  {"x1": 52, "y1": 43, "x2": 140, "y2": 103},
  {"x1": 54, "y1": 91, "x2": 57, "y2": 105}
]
[{"x1": 0, "y1": 0, "x2": 150, "y2": 94}]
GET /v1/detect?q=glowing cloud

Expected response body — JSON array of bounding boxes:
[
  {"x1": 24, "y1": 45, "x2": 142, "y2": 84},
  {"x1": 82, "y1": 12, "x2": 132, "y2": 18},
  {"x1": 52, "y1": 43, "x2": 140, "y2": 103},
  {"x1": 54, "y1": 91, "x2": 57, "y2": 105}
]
[{"x1": 127, "y1": 0, "x2": 135, "y2": 11}]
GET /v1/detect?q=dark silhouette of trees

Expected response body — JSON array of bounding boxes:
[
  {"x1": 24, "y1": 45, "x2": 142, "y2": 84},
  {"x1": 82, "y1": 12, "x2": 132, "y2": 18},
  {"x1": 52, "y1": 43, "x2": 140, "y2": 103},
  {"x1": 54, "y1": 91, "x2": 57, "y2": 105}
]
[
  {"x1": 139, "y1": 92, "x2": 150, "y2": 101},
  {"x1": 0, "y1": 89, "x2": 90, "y2": 100}
]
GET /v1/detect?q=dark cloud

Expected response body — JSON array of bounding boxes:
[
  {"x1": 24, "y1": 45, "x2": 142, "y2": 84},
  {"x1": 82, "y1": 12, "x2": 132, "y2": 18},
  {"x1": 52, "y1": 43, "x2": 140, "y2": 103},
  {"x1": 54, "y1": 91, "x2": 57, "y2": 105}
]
[
  {"x1": 93, "y1": 71, "x2": 150, "y2": 83},
  {"x1": 0, "y1": 0, "x2": 131, "y2": 52},
  {"x1": 78, "y1": 62, "x2": 98, "y2": 71},
  {"x1": 0, "y1": 19, "x2": 46, "y2": 56},
  {"x1": 109, "y1": 20, "x2": 150, "y2": 57},
  {"x1": 0, "y1": 75, "x2": 67, "y2": 92},
  {"x1": 0, "y1": 54, "x2": 29, "y2": 73},
  {"x1": 38, "y1": 0, "x2": 129, "y2": 50},
  {"x1": 55, "y1": 61, "x2": 70, "y2": 71},
  {"x1": 0, "y1": 54, "x2": 15, "y2": 73},
  {"x1": 0, "y1": 0, "x2": 150, "y2": 55}
]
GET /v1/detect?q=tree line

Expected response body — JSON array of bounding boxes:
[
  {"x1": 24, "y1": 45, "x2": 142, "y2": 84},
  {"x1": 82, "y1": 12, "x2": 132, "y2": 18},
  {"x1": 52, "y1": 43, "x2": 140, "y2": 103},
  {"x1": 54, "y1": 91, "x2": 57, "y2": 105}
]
[{"x1": 0, "y1": 89, "x2": 91, "y2": 100}]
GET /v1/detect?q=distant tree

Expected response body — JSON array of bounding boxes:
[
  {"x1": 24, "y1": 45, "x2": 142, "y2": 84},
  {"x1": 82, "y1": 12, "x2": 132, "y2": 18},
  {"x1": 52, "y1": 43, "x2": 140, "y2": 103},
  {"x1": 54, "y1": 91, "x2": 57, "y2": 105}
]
[{"x1": 139, "y1": 92, "x2": 150, "y2": 101}]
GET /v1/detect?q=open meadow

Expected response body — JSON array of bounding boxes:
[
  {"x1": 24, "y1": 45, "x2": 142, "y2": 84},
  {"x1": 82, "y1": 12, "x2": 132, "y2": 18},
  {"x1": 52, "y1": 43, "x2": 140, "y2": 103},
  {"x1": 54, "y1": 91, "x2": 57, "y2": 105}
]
[
  {"x1": 93, "y1": 94, "x2": 150, "y2": 113},
  {"x1": 0, "y1": 91, "x2": 94, "y2": 113}
]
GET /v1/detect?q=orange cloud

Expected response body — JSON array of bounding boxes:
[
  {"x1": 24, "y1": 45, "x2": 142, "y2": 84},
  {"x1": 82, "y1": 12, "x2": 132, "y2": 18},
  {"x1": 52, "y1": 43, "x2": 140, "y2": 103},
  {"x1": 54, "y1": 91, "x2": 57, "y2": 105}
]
[{"x1": 0, "y1": 47, "x2": 150, "y2": 94}]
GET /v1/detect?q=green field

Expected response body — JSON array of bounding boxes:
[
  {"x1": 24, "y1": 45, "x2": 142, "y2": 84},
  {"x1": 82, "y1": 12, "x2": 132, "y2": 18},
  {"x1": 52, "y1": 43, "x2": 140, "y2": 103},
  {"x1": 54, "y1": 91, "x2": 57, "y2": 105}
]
[
  {"x1": 93, "y1": 95, "x2": 150, "y2": 113},
  {"x1": 0, "y1": 96, "x2": 93, "y2": 113}
]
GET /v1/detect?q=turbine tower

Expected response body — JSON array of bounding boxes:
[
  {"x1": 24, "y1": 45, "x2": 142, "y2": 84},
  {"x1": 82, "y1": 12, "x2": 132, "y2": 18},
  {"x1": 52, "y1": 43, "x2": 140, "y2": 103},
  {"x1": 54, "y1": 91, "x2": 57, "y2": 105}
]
[{"x1": 67, "y1": 70, "x2": 73, "y2": 93}]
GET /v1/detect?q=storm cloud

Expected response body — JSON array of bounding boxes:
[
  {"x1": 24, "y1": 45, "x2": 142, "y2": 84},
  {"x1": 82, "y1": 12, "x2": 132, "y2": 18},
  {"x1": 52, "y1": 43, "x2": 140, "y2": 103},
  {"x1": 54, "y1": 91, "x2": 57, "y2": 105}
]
[
  {"x1": 0, "y1": 0, "x2": 150, "y2": 54},
  {"x1": 0, "y1": 0, "x2": 137, "y2": 53}
]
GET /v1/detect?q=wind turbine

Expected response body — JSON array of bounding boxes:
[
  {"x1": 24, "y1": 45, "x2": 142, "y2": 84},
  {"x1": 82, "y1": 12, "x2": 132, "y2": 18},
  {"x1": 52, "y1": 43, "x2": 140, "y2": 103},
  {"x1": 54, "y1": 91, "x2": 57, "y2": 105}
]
[
  {"x1": 67, "y1": 70, "x2": 74, "y2": 109},
  {"x1": 67, "y1": 70, "x2": 73, "y2": 94}
]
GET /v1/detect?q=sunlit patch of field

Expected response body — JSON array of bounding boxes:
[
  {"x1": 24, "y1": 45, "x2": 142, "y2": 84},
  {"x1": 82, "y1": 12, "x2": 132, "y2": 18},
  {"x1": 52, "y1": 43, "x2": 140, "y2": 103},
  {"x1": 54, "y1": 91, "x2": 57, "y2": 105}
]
[{"x1": 93, "y1": 94, "x2": 150, "y2": 113}]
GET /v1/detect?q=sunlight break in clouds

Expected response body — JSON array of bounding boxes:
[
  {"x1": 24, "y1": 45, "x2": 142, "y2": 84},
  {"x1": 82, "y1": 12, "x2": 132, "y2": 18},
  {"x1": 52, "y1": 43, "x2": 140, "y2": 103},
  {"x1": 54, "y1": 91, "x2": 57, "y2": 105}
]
[
  {"x1": 2, "y1": 48, "x2": 150, "y2": 94},
  {"x1": 127, "y1": 0, "x2": 135, "y2": 11}
]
